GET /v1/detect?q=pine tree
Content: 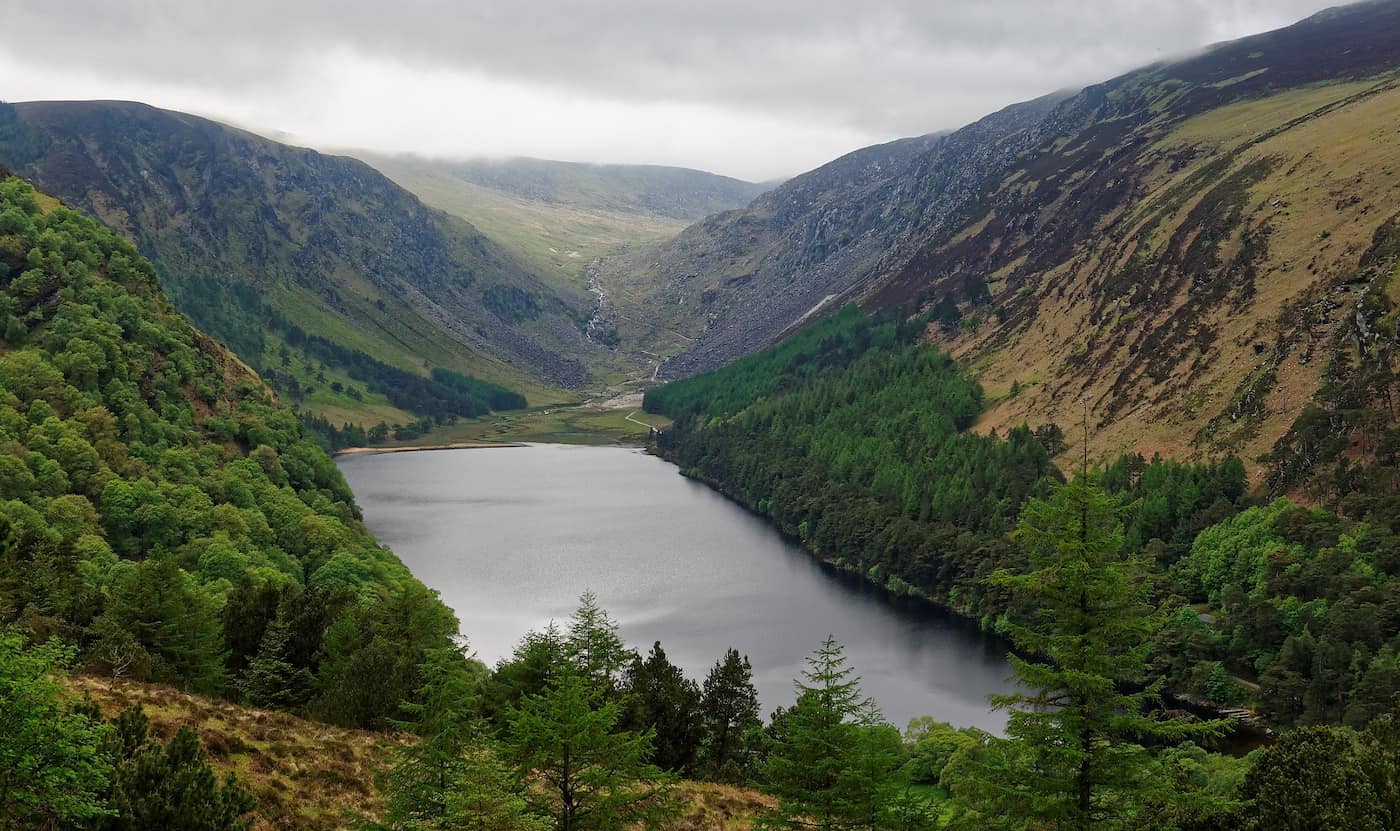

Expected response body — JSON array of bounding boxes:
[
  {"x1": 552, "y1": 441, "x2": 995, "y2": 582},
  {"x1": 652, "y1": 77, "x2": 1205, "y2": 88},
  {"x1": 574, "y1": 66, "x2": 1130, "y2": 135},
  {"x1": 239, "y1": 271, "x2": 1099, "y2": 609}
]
[
  {"x1": 944, "y1": 476, "x2": 1228, "y2": 831},
  {"x1": 699, "y1": 648, "x2": 763, "y2": 783},
  {"x1": 104, "y1": 725, "x2": 255, "y2": 831},
  {"x1": 624, "y1": 641, "x2": 704, "y2": 774},
  {"x1": 760, "y1": 636, "x2": 903, "y2": 830},
  {"x1": 505, "y1": 668, "x2": 671, "y2": 831}
]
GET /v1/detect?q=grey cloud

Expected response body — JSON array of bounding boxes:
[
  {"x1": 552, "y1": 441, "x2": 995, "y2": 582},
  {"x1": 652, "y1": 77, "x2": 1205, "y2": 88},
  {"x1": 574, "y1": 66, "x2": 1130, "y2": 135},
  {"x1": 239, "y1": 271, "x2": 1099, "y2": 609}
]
[{"x1": 5, "y1": 0, "x2": 1345, "y2": 172}]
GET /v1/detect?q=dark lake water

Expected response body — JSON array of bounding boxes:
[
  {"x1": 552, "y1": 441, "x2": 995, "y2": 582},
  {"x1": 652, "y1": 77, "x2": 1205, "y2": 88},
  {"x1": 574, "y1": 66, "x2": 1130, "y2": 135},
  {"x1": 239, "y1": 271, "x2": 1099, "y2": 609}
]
[{"x1": 337, "y1": 443, "x2": 1014, "y2": 732}]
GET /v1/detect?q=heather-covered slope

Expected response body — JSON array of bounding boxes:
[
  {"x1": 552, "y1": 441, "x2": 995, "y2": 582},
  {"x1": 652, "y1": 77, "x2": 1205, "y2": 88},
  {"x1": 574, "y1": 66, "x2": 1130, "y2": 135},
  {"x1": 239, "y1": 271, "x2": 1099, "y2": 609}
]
[{"x1": 620, "y1": 0, "x2": 1400, "y2": 469}]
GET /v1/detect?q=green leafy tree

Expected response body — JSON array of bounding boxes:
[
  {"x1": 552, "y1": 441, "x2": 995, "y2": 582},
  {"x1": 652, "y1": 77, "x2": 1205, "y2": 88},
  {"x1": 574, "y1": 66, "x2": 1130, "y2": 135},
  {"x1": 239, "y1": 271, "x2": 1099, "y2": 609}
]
[
  {"x1": 505, "y1": 668, "x2": 671, "y2": 831},
  {"x1": 699, "y1": 648, "x2": 763, "y2": 783},
  {"x1": 760, "y1": 636, "x2": 904, "y2": 830},
  {"x1": 1235, "y1": 726, "x2": 1387, "y2": 831},
  {"x1": 902, "y1": 717, "x2": 979, "y2": 786},
  {"x1": 945, "y1": 476, "x2": 1227, "y2": 830},
  {"x1": 0, "y1": 628, "x2": 112, "y2": 829},
  {"x1": 624, "y1": 641, "x2": 703, "y2": 774}
]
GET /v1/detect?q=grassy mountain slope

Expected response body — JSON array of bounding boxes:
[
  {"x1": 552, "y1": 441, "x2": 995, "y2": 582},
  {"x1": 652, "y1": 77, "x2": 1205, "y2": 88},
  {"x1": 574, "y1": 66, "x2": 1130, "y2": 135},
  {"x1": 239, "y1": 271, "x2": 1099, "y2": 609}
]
[
  {"x1": 864, "y1": 1, "x2": 1400, "y2": 468},
  {"x1": 0, "y1": 101, "x2": 599, "y2": 424},
  {"x1": 620, "y1": 1, "x2": 1400, "y2": 470},
  {"x1": 357, "y1": 153, "x2": 696, "y2": 293}
]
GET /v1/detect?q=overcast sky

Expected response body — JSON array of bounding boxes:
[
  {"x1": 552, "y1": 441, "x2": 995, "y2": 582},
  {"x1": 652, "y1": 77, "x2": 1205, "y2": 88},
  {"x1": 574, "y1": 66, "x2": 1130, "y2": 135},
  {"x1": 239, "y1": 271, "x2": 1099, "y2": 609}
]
[{"x1": 3, "y1": 1, "x2": 1341, "y2": 180}]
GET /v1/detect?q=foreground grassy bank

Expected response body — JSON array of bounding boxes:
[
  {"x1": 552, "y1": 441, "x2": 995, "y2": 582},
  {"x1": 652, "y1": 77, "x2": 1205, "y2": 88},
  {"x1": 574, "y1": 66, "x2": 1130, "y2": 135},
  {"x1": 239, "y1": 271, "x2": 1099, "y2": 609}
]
[{"x1": 65, "y1": 675, "x2": 774, "y2": 831}]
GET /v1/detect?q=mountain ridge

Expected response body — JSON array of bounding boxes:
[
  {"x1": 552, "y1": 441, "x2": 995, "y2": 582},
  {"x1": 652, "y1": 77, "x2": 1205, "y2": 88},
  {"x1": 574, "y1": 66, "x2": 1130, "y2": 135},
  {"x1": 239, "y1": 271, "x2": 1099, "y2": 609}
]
[
  {"x1": 613, "y1": 0, "x2": 1400, "y2": 469},
  {"x1": 0, "y1": 99, "x2": 599, "y2": 426}
]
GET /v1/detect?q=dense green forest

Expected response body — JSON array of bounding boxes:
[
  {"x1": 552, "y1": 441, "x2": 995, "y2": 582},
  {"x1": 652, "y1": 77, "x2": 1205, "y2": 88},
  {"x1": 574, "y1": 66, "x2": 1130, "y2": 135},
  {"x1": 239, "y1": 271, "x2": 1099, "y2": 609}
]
[
  {"x1": 0, "y1": 175, "x2": 459, "y2": 727},
  {"x1": 646, "y1": 306, "x2": 1400, "y2": 730}
]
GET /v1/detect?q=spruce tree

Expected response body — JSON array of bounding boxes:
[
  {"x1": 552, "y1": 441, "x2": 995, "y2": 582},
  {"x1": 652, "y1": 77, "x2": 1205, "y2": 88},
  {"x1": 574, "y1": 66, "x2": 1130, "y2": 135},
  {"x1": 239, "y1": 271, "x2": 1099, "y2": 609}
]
[
  {"x1": 699, "y1": 647, "x2": 763, "y2": 783},
  {"x1": 944, "y1": 476, "x2": 1227, "y2": 830},
  {"x1": 237, "y1": 606, "x2": 313, "y2": 710},
  {"x1": 505, "y1": 668, "x2": 671, "y2": 831},
  {"x1": 759, "y1": 636, "x2": 903, "y2": 830}
]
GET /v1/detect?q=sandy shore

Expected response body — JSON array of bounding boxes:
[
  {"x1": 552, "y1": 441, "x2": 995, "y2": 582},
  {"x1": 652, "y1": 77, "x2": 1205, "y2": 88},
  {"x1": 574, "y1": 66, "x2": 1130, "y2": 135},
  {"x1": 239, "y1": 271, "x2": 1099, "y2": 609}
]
[{"x1": 333, "y1": 442, "x2": 526, "y2": 457}]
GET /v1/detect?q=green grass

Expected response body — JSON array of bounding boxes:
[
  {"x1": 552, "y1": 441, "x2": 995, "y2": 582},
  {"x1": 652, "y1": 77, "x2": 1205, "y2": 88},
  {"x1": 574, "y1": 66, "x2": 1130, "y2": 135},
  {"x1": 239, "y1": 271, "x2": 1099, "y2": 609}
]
[
  {"x1": 379, "y1": 404, "x2": 671, "y2": 446},
  {"x1": 363, "y1": 156, "x2": 689, "y2": 296}
]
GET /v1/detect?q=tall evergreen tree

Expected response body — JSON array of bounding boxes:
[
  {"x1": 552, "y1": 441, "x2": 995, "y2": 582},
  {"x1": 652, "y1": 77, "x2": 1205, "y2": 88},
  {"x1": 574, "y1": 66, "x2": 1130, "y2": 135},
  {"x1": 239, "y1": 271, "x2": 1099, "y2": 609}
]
[
  {"x1": 565, "y1": 592, "x2": 632, "y2": 694},
  {"x1": 624, "y1": 641, "x2": 704, "y2": 775},
  {"x1": 505, "y1": 668, "x2": 671, "y2": 831},
  {"x1": 760, "y1": 637, "x2": 904, "y2": 830},
  {"x1": 237, "y1": 603, "x2": 313, "y2": 710},
  {"x1": 945, "y1": 476, "x2": 1227, "y2": 830},
  {"x1": 699, "y1": 648, "x2": 763, "y2": 783}
]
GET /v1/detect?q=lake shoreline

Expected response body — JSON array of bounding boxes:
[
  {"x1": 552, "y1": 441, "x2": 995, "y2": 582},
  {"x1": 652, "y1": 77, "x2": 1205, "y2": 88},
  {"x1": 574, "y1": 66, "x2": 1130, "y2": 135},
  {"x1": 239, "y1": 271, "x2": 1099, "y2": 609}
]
[
  {"x1": 649, "y1": 442, "x2": 1274, "y2": 748},
  {"x1": 333, "y1": 441, "x2": 527, "y2": 457}
]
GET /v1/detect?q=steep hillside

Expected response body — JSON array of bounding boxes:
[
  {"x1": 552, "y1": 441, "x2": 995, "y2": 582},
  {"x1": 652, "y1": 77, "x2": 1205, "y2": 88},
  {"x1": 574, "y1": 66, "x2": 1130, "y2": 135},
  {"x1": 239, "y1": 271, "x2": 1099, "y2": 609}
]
[
  {"x1": 868, "y1": 0, "x2": 1400, "y2": 469},
  {"x1": 0, "y1": 173, "x2": 457, "y2": 731},
  {"x1": 623, "y1": 0, "x2": 1400, "y2": 470},
  {"x1": 0, "y1": 101, "x2": 600, "y2": 427}
]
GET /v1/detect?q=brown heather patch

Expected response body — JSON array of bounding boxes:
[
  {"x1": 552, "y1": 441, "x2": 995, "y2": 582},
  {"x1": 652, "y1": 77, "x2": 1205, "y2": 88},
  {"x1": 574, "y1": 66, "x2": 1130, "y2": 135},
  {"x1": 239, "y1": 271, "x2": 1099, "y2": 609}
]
[
  {"x1": 659, "y1": 782, "x2": 776, "y2": 831},
  {"x1": 66, "y1": 675, "x2": 406, "y2": 831},
  {"x1": 964, "y1": 79, "x2": 1400, "y2": 478},
  {"x1": 65, "y1": 676, "x2": 774, "y2": 830}
]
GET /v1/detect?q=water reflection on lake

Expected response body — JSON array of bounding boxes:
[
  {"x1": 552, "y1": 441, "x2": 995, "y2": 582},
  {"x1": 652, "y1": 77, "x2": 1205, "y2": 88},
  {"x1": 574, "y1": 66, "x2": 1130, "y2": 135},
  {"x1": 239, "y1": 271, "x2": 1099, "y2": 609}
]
[{"x1": 338, "y1": 444, "x2": 1014, "y2": 732}]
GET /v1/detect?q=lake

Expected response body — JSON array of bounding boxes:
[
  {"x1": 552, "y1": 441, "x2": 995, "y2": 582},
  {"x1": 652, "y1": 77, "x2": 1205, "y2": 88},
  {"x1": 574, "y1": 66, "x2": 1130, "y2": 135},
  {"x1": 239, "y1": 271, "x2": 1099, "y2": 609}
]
[{"x1": 337, "y1": 443, "x2": 1014, "y2": 732}]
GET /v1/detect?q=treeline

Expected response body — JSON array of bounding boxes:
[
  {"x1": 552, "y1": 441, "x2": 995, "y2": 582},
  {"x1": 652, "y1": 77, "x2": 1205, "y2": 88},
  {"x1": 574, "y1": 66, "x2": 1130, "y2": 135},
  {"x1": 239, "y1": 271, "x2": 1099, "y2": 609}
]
[
  {"x1": 288, "y1": 327, "x2": 526, "y2": 419},
  {"x1": 0, "y1": 176, "x2": 458, "y2": 731},
  {"x1": 298, "y1": 412, "x2": 440, "y2": 451},
  {"x1": 647, "y1": 305, "x2": 1060, "y2": 616},
  {"x1": 647, "y1": 305, "x2": 1400, "y2": 729}
]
